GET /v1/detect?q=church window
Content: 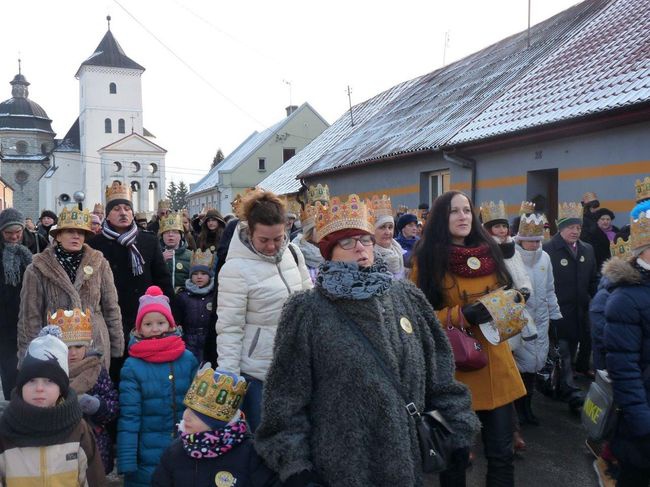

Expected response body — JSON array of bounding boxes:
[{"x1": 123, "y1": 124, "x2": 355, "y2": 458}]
[
  {"x1": 113, "y1": 161, "x2": 122, "y2": 172},
  {"x1": 109, "y1": 82, "x2": 117, "y2": 94},
  {"x1": 131, "y1": 181, "x2": 141, "y2": 191},
  {"x1": 131, "y1": 161, "x2": 141, "y2": 173},
  {"x1": 15, "y1": 170, "x2": 29, "y2": 184},
  {"x1": 118, "y1": 119, "x2": 125, "y2": 134},
  {"x1": 105, "y1": 118, "x2": 112, "y2": 133},
  {"x1": 283, "y1": 148, "x2": 296, "y2": 163},
  {"x1": 16, "y1": 141, "x2": 28, "y2": 154},
  {"x1": 258, "y1": 158, "x2": 266, "y2": 171},
  {"x1": 149, "y1": 163, "x2": 158, "y2": 174},
  {"x1": 41, "y1": 143, "x2": 49, "y2": 155}
]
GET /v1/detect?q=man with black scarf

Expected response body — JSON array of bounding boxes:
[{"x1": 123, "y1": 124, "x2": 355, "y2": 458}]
[{"x1": 0, "y1": 208, "x2": 32, "y2": 399}]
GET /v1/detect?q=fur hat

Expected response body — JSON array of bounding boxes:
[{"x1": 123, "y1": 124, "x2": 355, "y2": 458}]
[
  {"x1": 594, "y1": 208, "x2": 615, "y2": 221},
  {"x1": 39, "y1": 210, "x2": 58, "y2": 223},
  {"x1": 16, "y1": 325, "x2": 69, "y2": 397},
  {"x1": 0, "y1": 208, "x2": 25, "y2": 232},
  {"x1": 135, "y1": 286, "x2": 176, "y2": 331}
]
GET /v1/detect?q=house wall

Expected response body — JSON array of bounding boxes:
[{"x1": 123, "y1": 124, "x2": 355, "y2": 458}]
[
  {"x1": 40, "y1": 152, "x2": 83, "y2": 216},
  {"x1": 304, "y1": 121, "x2": 650, "y2": 222}
]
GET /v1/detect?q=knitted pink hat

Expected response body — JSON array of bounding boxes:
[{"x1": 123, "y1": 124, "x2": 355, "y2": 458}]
[{"x1": 135, "y1": 286, "x2": 176, "y2": 331}]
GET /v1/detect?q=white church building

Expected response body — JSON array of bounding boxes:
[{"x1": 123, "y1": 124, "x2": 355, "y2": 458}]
[{"x1": 41, "y1": 24, "x2": 166, "y2": 214}]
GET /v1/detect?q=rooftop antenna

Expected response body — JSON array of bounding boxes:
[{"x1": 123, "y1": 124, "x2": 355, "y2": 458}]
[
  {"x1": 442, "y1": 31, "x2": 450, "y2": 66},
  {"x1": 527, "y1": 0, "x2": 531, "y2": 49},
  {"x1": 107, "y1": 15, "x2": 112, "y2": 31},
  {"x1": 346, "y1": 85, "x2": 355, "y2": 127},
  {"x1": 282, "y1": 79, "x2": 292, "y2": 107},
  {"x1": 18, "y1": 56, "x2": 21, "y2": 75}
]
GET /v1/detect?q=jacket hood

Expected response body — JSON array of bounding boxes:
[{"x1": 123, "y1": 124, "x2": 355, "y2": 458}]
[{"x1": 601, "y1": 257, "x2": 642, "y2": 288}]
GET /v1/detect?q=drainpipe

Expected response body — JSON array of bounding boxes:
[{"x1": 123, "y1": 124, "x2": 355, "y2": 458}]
[{"x1": 443, "y1": 150, "x2": 477, "y2": 202}]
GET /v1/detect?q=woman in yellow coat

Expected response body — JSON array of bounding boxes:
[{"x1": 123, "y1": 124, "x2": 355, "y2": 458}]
[{"x1": 412, "y1": 191, "x2": 525, "y2": 487}]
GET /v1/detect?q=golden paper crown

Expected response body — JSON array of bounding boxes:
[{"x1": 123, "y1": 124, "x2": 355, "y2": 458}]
[
  {"x1": 92, "y1": 203, "x2": 104, "y2": 213},
  {"x1": 306, "y1": 184, "x2": 330, "y2": 206},
  {"x1": 158, "y1": 212, "x2": 184, "y2": 234},
  {"x1": 300, "y1": 205, "x2": 318, "y2": 230},
  {"x1": 105, "y1": 181, "x2": 131, "y2": 204},
  {"x1": 366, "y1": 195, "x2": 393, "y2": 220},
  {"x1": 48, "y1": 308, "x2": 93, "y2": 345},
  {"x1": 635, "y1": 177, "x2": 650, "y2": 202},
  {"x1": 480, "y1": 200, "x2": 508, "y2": 225},
  {"x1": 558, "y1": 202, "x2": 583, "y2": 222},
  {"x1": 54, "y1": 208, "x2": 92, "y2": 235},
  {"x1": 610, "y1": 237, "x2": 631, "y2": 258},
  {"x1": 284, "y1": 197, "x2": 302, "y2": 218},
  {"x1": 183, "y1": 364, "x2": 249, "y2": 423},
  {"x1": 582, "y1": 192, "x2": 598, "y2": 204},
  {"x1": 517, "y1": 214, "x2": 545, "y2": 240},
  {"x1": 478, "y1": 288, "x2": 528, "y2": 344},
  {"x1": 519, "y1": 201, "x2": 535, "y2": 215},
  {"x1": 314, "y1": 194, "x2": 375, "y2": 243},
  {"x1": 158, "y1": 199, "x2": 172, "y2": 211},
  {"x1": 190, "y1": 249, "x2": 214, "y2": 269},
  {"x1": 631, "y1": 211, "x2": 650, "y2": 251}
]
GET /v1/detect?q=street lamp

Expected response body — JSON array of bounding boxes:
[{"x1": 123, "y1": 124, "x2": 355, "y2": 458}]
[{"x1": 73, "y1": 191, "x2": 85, "y2": 211}]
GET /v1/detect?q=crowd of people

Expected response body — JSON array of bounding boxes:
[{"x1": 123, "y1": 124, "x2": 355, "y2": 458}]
[{"x1": 0, "y1": 176, "x2": 648, "y2": 487}]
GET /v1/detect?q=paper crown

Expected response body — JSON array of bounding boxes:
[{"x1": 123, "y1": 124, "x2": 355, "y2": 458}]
[
  {"x1": 47, "y1": 308, "x2": 93, "y2": 346},
  {"x1": 300, "y1": 205, "x2": 318, "y2": 230},
  {"x1": 158, "y1": 212, "x2": 184, "y2": 234},
  {"x1": 610, "y1": 237, "x2": 632, "y2": 258},
  {"x1": 231, "y1": 188, "x2": 256, "y2": 216},
  {"x1": 306, "y1": 184, "x2": 330, "y2": 206},
  {"x1": 558, "y1": 202, "x2": 583, "y2": 222},
  {"x1": 520, "y1": 201, "x2": 535, "y2": 215},
  {"x1": 105, "y1": 181, "x2": 131, "y2": 203},
  {"x1": 478, "y1": 288, "x2": 528, "y2": 345},
  {"x1": 158, "y1": 199, "x2": 171, "y2": 211},
  {"x1": 190, "y1": 249, "x2": 214, "y2": 269},
  {"x1": 635, "y1": 177, "x2": 650, "y2": 203},
  {"x1": 92, "y1": 203, "x2": 104, "y2": 213},
  {"x1": 314, "y1": 194, "x2": 375, "y2": 243},
  {"x1": 183, "y1": 364, "x2": 248, "y2": 423},
  {"x1": 480, "y1": 200, "x2": 507, "y2": 225},
  {"x1": 582, "y1": 192, "x2": 598, "y2": 204},
  {"x1": 284, "y1": 197, "x2": 302, "y2": 218},
  {"x1": 367, "y1": 194, "x2": 393, "y2": 219},
  {"x1": 631, "y1": 210, "x2": 650, "y2": 251},
  {"x1": 53, "y1": 208, "x2": 92, "y2": 236},
  {"x1": 135, "y1": 211, "x2": 148, "y2": 221},
  {"x1": 517, "y1": 213, "x2": 545, "y2": 241}
]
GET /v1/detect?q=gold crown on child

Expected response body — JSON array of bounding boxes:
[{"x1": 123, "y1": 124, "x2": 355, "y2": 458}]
[
  {"x1": 635, "y1": 177, "x2": 650, "y2": 203},
  {"x1": 183, "y1": 364, "x2": 249, "y2": 423},
  {"x1": 366, "y1": 194, "x2": 393, "y2": 219},
  {"x1": 314, "y1": 194, "x2": 375, "y2": 243},
  {"x1": 631, "y1": 211, "x2": 650, "y2": 252},
  {"x1": 480, "y1": 200, "x2": 507, "y2": 224},
  {"x1": 610, "y1": 237, "x2": 631, "y2": 259},
  {"x1": 105, "y1": 181, "x2": 131, "y2": 203},
  {"x1": 517, "y1": 214, "x2": 545, "y2": 240},
  {"x1": 158, "y1": 212, "x2": 184, "y2": 235},
  {"x1": 190, "y1": 249, "x2": 214, "y2": 269},
  {"x1": 48, "y1": 308, "x2": 93, "y2": 345}
]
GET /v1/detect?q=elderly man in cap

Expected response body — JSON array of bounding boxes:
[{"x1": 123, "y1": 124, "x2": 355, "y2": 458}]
[
  {"x1": 88, "y1": 182, "x2": 173, "y2": 381},
  {"x1": 0, "y1": 208, "x2": 32, "y2": 399}
]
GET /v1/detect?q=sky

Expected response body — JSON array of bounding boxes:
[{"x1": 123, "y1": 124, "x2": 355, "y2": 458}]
[{"x1": 0, "y1": 0, "x2": 581, "y2": 187}]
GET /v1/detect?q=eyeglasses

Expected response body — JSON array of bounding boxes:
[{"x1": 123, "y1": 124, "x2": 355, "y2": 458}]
[{"x1": 336, "y1": 235, "x2": 375, "y2": 250}]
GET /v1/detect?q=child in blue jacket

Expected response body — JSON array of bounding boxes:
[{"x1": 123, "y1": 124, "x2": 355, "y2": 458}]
[{"x1": 117, "y1": 286, "x2": 198, "y2": 487}]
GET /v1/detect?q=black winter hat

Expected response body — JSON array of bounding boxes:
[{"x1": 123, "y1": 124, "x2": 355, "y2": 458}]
[
  {"x1": 397, "y1": 213, "x2": 418, "y2": 234},
  {"x1": 39, "y1": 210, "x2": 58, "y2": 223},
  {"x1": 594, "y1": 208, "x2": 615, "y2": 221}
]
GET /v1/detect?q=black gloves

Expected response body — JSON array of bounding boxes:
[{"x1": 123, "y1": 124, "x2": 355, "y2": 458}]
[
  {"x1": 461, "y1": 302, "x2": 491, "y2": 326},
  {"x1": 284, "y1": 470, "x2": 325, "y2": 487},
  {"x1": 517, "y1": 287, "x2": 531, "y2": 303}
]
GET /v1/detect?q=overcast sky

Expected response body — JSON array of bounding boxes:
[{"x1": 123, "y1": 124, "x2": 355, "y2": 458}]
[{"x1": 0, "y1": 0, "x2": 580, "y2": 186}]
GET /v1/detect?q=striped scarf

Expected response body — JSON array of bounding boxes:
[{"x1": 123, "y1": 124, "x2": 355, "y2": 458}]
[{"x1": 101, "y1": 221, "x2": 144, "y2": 276}]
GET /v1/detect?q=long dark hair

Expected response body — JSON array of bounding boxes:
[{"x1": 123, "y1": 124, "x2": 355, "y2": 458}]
[{"x1": 414, "y1": 191, "x2": 512, "y2": 309}]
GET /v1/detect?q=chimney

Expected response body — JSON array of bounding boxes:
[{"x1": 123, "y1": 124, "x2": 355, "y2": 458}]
[{"x1": 285, "y1": 105, "x2": 298, "y2": 117}]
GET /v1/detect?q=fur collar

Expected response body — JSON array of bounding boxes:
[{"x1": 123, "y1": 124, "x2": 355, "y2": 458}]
[
  {"x1": 601, "y1": 257, "x2": 642, "y2": 287},
  {"x1": 32, "y1": 244, "x2": 104, "y2": 292}
]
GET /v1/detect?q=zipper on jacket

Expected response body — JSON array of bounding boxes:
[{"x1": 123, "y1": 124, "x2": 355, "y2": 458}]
[
  {"x1": 276, "y1": 262, "x2": 293, "y2": 295},
  {"x1": 248, "y1": 327, "x2": 262, "y2": 357}
]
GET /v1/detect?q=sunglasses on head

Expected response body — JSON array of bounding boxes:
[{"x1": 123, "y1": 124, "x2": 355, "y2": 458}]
[{"x1": 337, "y1": 235, "x2": 375, "y2": 250}]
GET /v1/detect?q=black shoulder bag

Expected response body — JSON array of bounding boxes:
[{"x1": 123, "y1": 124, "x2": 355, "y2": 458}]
[{"x1": 335, "y1": 308, "x2": 454, "y2": 473}]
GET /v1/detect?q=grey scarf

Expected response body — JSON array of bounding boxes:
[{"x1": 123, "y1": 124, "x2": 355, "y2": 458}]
[
  {"x1": 2, "y1": 243, "x2": 32, "y2": 286},
  {"x1": 374, "y1": 239, "x2": 405, "y2": 277},
  {"x1": 239, "y1": 224, "x2": 288, "y2": 264},
  {"x1": 316, "y1": 258, "x2": 392, "y2": 300},
  {"x1": 183, "y1": 277, "x2": 215, "y2": 295},
  {"x1": 292, "y1": 234, "x2": 323, "y2": 269}
]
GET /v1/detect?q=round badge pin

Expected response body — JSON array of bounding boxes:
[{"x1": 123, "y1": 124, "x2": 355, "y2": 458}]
[
  {"x1": 176, "y1": 263, "x2": 183, "y2": 270},
  {"x1": 400, "y1": 317, "x2": 413, "y2": 334},
  {"x1": 206, "y1": 302, "x2": 213, "y2": 311},
  {"x1": 83, "y1": 265, "x2": 94, "y2": 276},
  {"x1": 215, "y1": 471, "x2": 236, "y2": 487},
  {"x1": 560, "y1": 258, "x2": 568, "y2": 266},
  {"x1": 467, "y1": 257, "x2": 481, "y2": 270},
  {"x1": 580, "y1": 255, "x2": 585, "y2": 262}
]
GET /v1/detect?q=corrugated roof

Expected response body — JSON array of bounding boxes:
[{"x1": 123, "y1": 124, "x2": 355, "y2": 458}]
[
  {"x1": 449, "y1": 0, "x2": 650, "y2": 144},
  {"x1": 76, "y1": 30, "x2": 145, "y2": 76},
  {"x1": 298, "y1": 0, "x2": 609, "y2": 179}
]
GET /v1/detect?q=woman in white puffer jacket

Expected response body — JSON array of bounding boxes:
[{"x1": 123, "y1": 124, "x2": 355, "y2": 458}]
[{"x1": 216, "y1": 190, "x2": 312, "y2": 432}]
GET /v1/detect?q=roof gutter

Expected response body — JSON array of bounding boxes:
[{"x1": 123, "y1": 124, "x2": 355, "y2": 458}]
[{"x1": 443, "y1": 149, "x2": 477, "y2": 202}]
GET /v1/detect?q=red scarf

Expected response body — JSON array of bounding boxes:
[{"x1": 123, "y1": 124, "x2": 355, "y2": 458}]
[
  {"x1": 129, "y1": 334, "x2": 186, "y2": 363},
  {"x1": 449, "y1": 244, "x2": 497, "y2": 278}
]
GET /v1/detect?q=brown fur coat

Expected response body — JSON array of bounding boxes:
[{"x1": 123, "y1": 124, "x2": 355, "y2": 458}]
[{"x1": 17, "y1": 244, "x2": 124, "y2": 368}]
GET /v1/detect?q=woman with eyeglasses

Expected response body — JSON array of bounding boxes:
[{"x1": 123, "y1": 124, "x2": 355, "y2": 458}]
[
  {"x1": 256, "y1": 194, "x2": 479, "y2": 487},
  {"x1": 215, "y1": 189, "x2": 312, "y2": 433}
]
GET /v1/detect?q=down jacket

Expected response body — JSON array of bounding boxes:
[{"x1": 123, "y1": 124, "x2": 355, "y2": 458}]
[
  {"x1": 117, "y1": 340, "x2": 198, "y2": 487},
  {"x1": 603, "y1": 257, "x2": 650, "y2": 468},
  {"x1": 216, "y1": 223, "x2": 312, "y2": 380},
  {"x1": 17, "y1": 244, "x2": 124, "y2": 369},
  {"x1": 510, "y1": 245, "x2": 562, "y2": 372}
]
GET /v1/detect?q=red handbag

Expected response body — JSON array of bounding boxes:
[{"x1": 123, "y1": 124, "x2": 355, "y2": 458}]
[{"x1": 444, "y1": 308, "x2": 488, "y2": 372}]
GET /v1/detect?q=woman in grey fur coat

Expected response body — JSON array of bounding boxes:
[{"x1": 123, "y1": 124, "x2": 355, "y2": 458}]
[{"x1": 255, "y1": 194, "x2": 480, "y2": 487}]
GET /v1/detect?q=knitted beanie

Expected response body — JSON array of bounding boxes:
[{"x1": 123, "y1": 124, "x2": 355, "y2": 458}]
[
  {"x1": 396, "y1": 213, "x2": 418, "y2": 234},
  {"x1": 16, "y1": 325, "x2": 70, "y2": 397},
  {"x1": 135, "y1": 286, "x2": 176, "y2": 331},
  {"x1": 318, "y1": 228, "x2": 372, "y2": 261},
  {"x1": 557, "y1": 217, "x2": 582, "y2": 231},
  {"x1": 0, "y1": 208, "x2": 25, "y2": 232}
]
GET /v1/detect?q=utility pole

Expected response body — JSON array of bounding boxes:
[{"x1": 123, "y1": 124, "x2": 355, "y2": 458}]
[
  {"x1": 442, "y1": 31, "x2": 450, "y2": 66},
  {"x1": 347, "y1": 85, "x2": 355, "y2": 126}
]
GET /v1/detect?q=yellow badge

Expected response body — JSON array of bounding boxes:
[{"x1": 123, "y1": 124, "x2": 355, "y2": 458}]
[
  {"x1": 215, "y1": 471, "x2": 237, "y2": 487},
  {"x1": 560, "y1": 258, "x2": 568, "y2": 266},
  {"x1": 467, "y1": 257, "x2": 481, "y2": 270},
  {"x1": 83, "y1": 265, "x2": 94, "y2": 276},
  {"x1": 400, "y1": 317, "x2": 413, "y2": 334},
  {"x1": 206, "y1": 302, "x2": 213, "y2": 311},
  {"x1": 580, "y1": 255, "x2": 585, "y2": 262},
  {"x1": 176, "y1": 263, "x2": 183, "y2": 270}
]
